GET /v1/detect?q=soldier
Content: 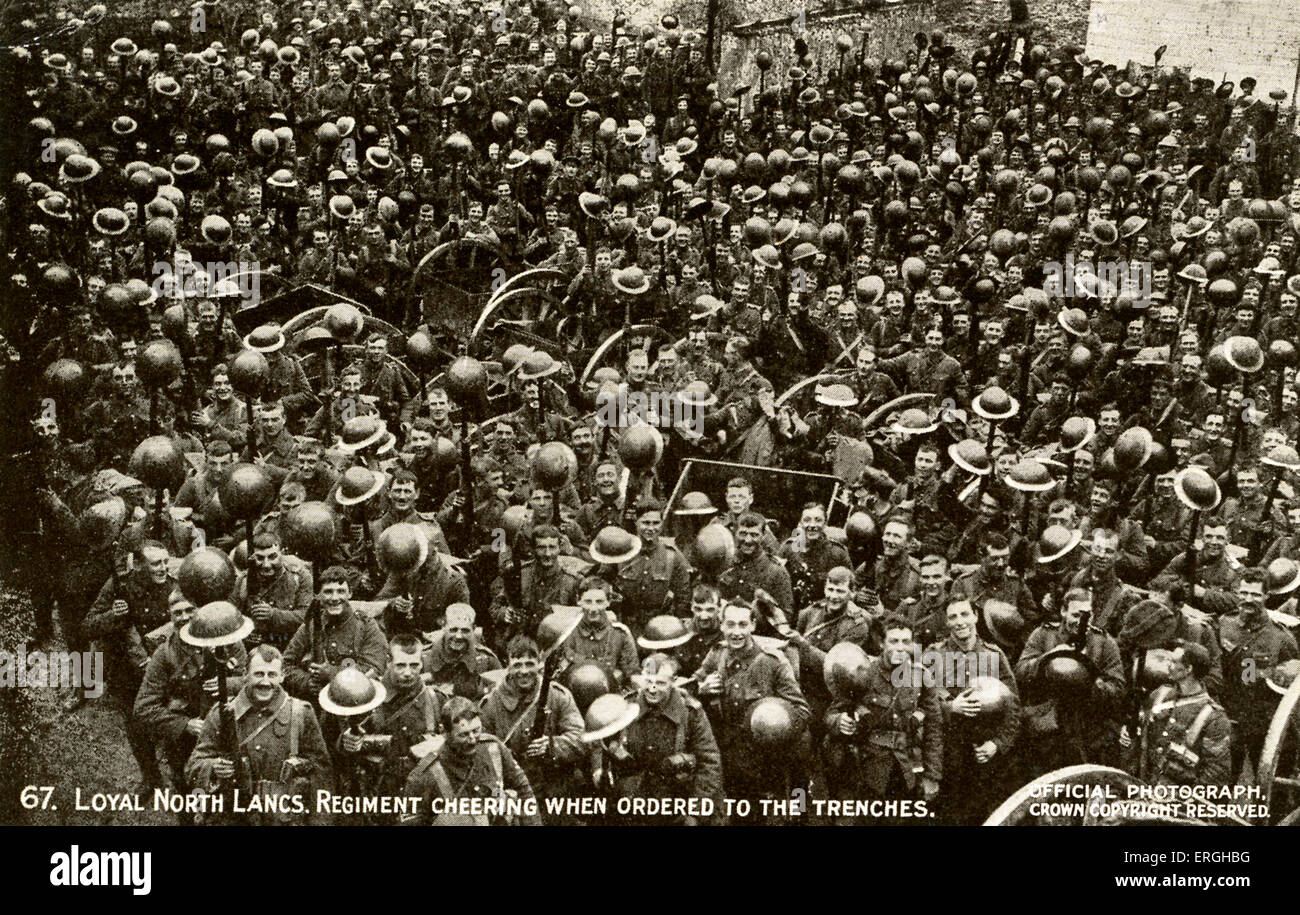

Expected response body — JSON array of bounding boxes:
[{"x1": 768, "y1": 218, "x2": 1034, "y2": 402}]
[
  {"x1": 368, "y1": 468, "x2": 450, "y2": 553},
  {"x1": 615, "y1": 499, "x2": 691, "y2": 632},
  {"x1": 421, "y1": 603, "x2": 502, "y2": 702},
  {"x1": 283, "y1": 567, "x2": 390, "y2": 702},
  {"x1": 1124, "y1": 642, "x2": 1233, "y2": 788},
  {"x1": 858, "y1": 518, "x2": 921, "y2": 612},
  {"x1": 929, "y1": 599, "x2": 1021, "y2": 825},
  {"x1": 780, "y1": 503, "x2": 851, "y2": 611},
  {"x1": 133, "y1": 593, "x2": 248, "y2": 803},
  {"x1": 186, "y1": 645, "x2": 334, "y2": 825},
  {"x1": 899, "y1": 555, "x2": 953, "y2": 649},
  {"x1": 282, "y1": 437, "x2": 339, "y2": 504},
  {"x1": 576, "y1": 461, "x2": 631, "y2": 539},
  {"x1": 719, "y1": 477, "x2": 781, "y2": 555},
  {"x1": 784, "y1": 566, "x2": 879, "y2": 727},
  {"x1": 84, "y1": 540, "x2": 176, "y2": 788},
  {"x1": 376, "y1": 539, "x2": 470, "y2": 635},
  {"x1": 354, "y1": 333, "x2": 411, "y2": 428},
  {"x1": 402, "y1": 696, "x2": 541, "y2": 825},
  {"x1": 824, "y1": 616, "x2": 944, "y2": 823},
  {"x1": 676, "y1": 582, "x2": 725, "y2": 676},
  {"x1": 489, "y1": 525, "x2": 580, "y2": 639},
  {"x1": 1066, "y1": 528, "x2": 1146, "y2": 635},
  {"x1": 479, "y1": 635, "x2": 586, "y2": 816},
  {"x1": 1015, "y1": 588, "x2": 1127, "y2": 775},
  {"x1": 190, "y1": 365, "x2": 249, "y2": 447},
  {"x1": 718, "y1": 511, "x2": 794, "y2": 612},
  {"x1": 1151, "y1": 521, "x2": 1242, "y2": 615},
  {"x1": 1218, "y1": 568, "x2": 1299, "y2": 778},
  {"x1": 252, "y1": 401, "x2": 298, "y2": 478},
  {"x1": 951, "y1": 533, "x2": 1039, "y2": 641},
  {"x1": 617, "y1": 653, "x2": 724, "y2": 825},
  {"x1": 694, "y1": 600, "x2": 811, "y2": 820},
  {"x1": 558, "y1": 577, "x2": 639, "y2": 690},
  {"x1": 235, "y1": 532, "x2": 314, "y2": 649},
  {"x1": 335, "y1": 634, "x2": 443, "y2": 815}
]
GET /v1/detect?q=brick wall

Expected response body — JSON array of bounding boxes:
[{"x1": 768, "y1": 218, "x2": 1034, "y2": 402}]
[
  {"x1": 718, "y1": 0, "x2": 937, "y2": 97},
  {"x1": 1086, "y1": 0, "x2": 1300, "y2": 99}
]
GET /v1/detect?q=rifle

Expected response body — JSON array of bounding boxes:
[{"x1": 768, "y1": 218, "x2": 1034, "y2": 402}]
[{"x1": 214, "y1": 645, "x2": 248, "y2": 792}]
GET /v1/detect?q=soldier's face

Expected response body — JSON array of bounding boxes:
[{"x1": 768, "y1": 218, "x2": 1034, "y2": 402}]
[
  {"x1": 319, "y1": 581, "x2": 351, "y2": 616},
  {"x1": 736, "y1": 523, "x2": 762, "y2": 556},
  {"x1": 721, "y1": 605, "x2": 754, "y2": 648},
  {"x1": 638, "y1": 664, "x2": 674, "y2": 706},
  {"x1": 800, "y1": 507, "x2": 825, "y2": 541},
  {"x1": 883, "y1": 627, "x2": 915, "y2": 667},
  {"x1": 389, "y1": 480, "x2": 417, "y2": 511},
  {"x1": 297, "y1": 447, "x2": 322, "y2": 476},
  {"x1": 247, "y1": 656, "x2": 284, "y2": 705},
  {"x1": 531, "y1": 535, "x2": 558, "y2": 569},
  {"x1": 920, "y1": 563, "x2": 946, "y2": 596},
  {"x1": 1237, "y1": 580, "x2": 1266, "y2": 615},
  {"x1": 1238, "y1": 472, "x2": 1259, "y2": 499},
  {"x1": 260, "y1": 408, "x2": 285, "y2": 437},
  {"x1": 253, "y1": 544, "x2": 282, "y2": 578},
  {"x1": 579, "y1": 587, "x2": 610, "y2": 625},
  {"x1": 448, "y1": 715, "x2": 483, "y2": 754},
  {"x1": 506, "y1": 652, "x2": 541, "y2": 693},
  {"x1": 946, "y1": 602, "x2": 976, "y2": 641},
  {"x1": 824, "y1": 577, "x2": 849, "y2": 607},
  {"x1": 169, "y1": 599, "x2": 195, "y2": 628},
  {"x1": 692, "y1": 595, "x2": 720, "y2": 632},
  {"x1": 389, "y1": 644, "x2": 423, "y2": 690},
  {"x1": 428, "y1": 391, "x2": 449, "y2": 421},
  {"x1": 114, "y1": 366, "x2": 137, "y2": 395},
  {"x1": 1062, "y1": 598, "x2": 1090, "y2": 634},
  {"x1": 143, "y1": 547, "x2": 170, "y2": 584},
  {"x1": 636, "y1": 511, "x2": 662, "y2": 545},
  {"x1": 882, "y1": 522, "x2": 908, "y2": 556},
  {"x1": 983, "y1": 546, "x2": 1009, "y2": 577},
  {"x1": 280, "y1": 487, "x2": 304, "y2": 514}
]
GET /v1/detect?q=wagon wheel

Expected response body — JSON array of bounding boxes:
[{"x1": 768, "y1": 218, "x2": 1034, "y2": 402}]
[
  {"x1": 775, "y1": 373, "x2": 844, "y2": 410},
  {"x1": 298, "y1": 347, "x2": 419, "y2": 395},
  {"x1": 984, "y1": 764, "x2": 1145, "y2": 825},
  {"x1": 281, "y1": 302, "x2": 374, "y2": 339},
  {"x1": 484, "y1": 266, "x2": 568, "y2": 306},
  {"x1": 579, "y1": 324, "x2": 674, "y2": 385},
  {"x1": 414, "y1": 238, "x2": 512, "y2": 331},
  {"x1": 469, "y1": 286, "x2": 567, "y2": 350},
  {"x1": 1258, "y1": 672, "x2": 1300, "y2": 824}
]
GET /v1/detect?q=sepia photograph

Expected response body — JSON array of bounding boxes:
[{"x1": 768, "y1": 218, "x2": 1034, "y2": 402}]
[{"x1": 0, "y1": 0, "x2": 1296, "y2": 895}]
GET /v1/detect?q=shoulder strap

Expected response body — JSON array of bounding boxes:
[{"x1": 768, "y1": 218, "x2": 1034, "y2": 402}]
[
  {"x1": 239, "y1": 694, "x2": 291, "y2": 750},
  {"x1": 289, "y1": 698, "x2": 301, "y2": 759},
  {"x1": 1183, "y1": 702, "x2": 1218, "y2": 750},
  {"x1": 486, "y1": 740, "x2": 504, "y2": 790}
]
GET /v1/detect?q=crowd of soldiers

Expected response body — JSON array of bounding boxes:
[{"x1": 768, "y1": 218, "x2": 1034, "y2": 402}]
[{"x1": 7, "y1": 0, "x2": 1300, "y2": 826}]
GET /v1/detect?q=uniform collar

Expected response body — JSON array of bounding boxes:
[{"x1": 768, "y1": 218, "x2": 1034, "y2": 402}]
[{"x1": 642, "y1": 687, "x2": 687, "y2": 725}]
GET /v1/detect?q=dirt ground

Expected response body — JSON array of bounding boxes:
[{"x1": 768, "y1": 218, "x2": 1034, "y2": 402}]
[{"x1": 15, "y1": 610, "x2": 171, "y2": 826}]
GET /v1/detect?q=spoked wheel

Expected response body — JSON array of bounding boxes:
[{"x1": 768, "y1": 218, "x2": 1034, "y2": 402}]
[
  {"x1": 414, "y1": 238, "x2": 512, "y2": 332},
  {"x1": 579, "y1": 324, "x2": 674, "y2": 386},
  {"x1": 1258, "y1": 673, "x2": 1300, "y2": 824},
  {"x1": 985, "y1": 764, "x2": 1146, "y2": 825}
]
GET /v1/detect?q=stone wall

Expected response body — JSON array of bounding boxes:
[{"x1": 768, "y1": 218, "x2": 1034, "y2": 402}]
[
  {"x1": 718, "y1": 0, "x2": 937, "y2": 97},
  {"x1": 1087, "y1": 0, "x2": 1300, "y2": 100}
]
